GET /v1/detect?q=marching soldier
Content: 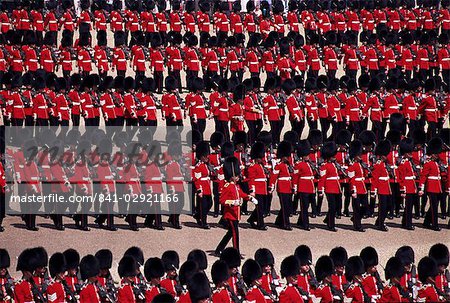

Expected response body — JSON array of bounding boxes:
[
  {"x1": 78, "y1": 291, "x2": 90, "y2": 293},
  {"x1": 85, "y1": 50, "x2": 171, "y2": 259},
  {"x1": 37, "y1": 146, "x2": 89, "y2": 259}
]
[
  {"x1": 330, "y1": 247, "x2": 348, "y2": 296},
  {"x1": 269, "y1": 141, "x2": 294, "y2": 230},
  {"x1": 279, "y1": 255, "x2": 305, "y2": 303},
  {"x1": 247, "y1": 141, "x2": 268, "y2": 230},
  {"x1": 419, "y1": 137, "x2": 444, "y2": 231},
  {"x1": 95, "y1": 31, "x2": 110, "y2": 80},
  {"x1": 372, "y1": 140, "x2": 393, "y2": 231},
  {"x1": 143, "y1": 257, "x2": 166, "y2": 301},
  {"x1": 162, "y1": 76, "x2": 183, "y2": 128},
  {"x1": 344, "y1": 256, "x2": 367, "y2": 303},
  {"x1": 112, "y1": 31, "x2": 128, "y2": 77},
  {"x1": 319, "y1": 141, "x2": 341, "y2": 232},
  {"x1": 242, "y1": 259, "x2": 271, "y2": 303},
  {"x1": 68, "y1": 74, "x2": 82, "y2": 129},
  {"x1": 379, "y1": 257, "x2": 411, "y2": 302},
  {"x1": 211, "y1": 260, "x2": 233, "y2": 303},
  {"x1": 160, "y1": 250, "x2": 180, "y2": 297},
  {"x1": 313, "y1": 256, "x2": 338, "y2": 303},
  {"x1": 46, "y1": 253, "x2": 68, "y2": 303},
  {"x1": 417, "y1": 257, "x2": 446, "y2": 303},
  {"x1": 193, "y1": 141, "x2": 212, "y2": 229},
  {"x1": 292, "y1": 140, "x2": 315, "y2": 230},
  {"x1": 117, "y1": 256, "x2": 139, "y2": 302},
  {"x1": 360, "y1": 246, "x2": 384, "y2": 302},
  {"x1": 185, "y1": 77, "x2": 208, "y2": 136},
  {"x1": 348, "y1": 140, "x2": 368, "y2": 232},
  {"x1": 398, "y1": 138, "x2": 418, "y2": 230},
  {"x1": 14, "y1": 249, "x2": 38, "y2": 303},
  {"x1": 79, "y1": 255, "x2": 101, "y2": 303}
]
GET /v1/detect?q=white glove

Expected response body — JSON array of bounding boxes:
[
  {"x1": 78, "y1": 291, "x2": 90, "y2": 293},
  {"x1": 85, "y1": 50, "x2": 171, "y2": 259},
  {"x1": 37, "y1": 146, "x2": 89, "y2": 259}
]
[{"x1": 251, "y1": 197, "x2": 258, "y2": 205}]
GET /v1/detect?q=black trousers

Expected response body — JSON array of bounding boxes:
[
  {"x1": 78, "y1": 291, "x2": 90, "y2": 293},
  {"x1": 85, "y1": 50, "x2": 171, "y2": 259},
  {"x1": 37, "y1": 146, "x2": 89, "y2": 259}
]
[
  {"x1": 155, "y1": 71, "x2": 163, "y2": 93},
  {"x1": 376, "y1": 194, "x2": 389, "y2": 228},
  {"x1": 216, "y1": 219, "x2": 239, "y2": 253},
  {"x1": 324, "y1": 193, "x2": 339, "y2": 229},
  {"x1": 213, "y1": 183, "x2": 221, "y2": 216},
  {"x1": 196, "y1": 195, "x2": 212, "y2": 227},
  {"x1": 297, "y1": 193, "x2": 313, "y2": 229},
  {"x1": 72, "y1": 114, "x2": 80, "y2": 129},
  {"x1": 191, "y1": 118, "x2": 206, "y2": 138},
  {"x1": 307, "y1": 118, "x2": 318, "y2": 131},
  {"x1": 216, "y1": 120, "x2": 230, "y2": 142},
  {"x1": 290, "y1": 119, "x2": 305, "y2": 138},
  {"x1": 248, "y1": 194, "x2": 265, "y2": 228},
  {"x1": 390, "y1": 183, "x2": 401, "y2": 216},
  {"x1": 168, "y1": 191, "x2": 184, "y2": 227},
  {"x1": 270, "y1": 121, "x2": 283, "y2": 146},
  {"x1": 352, "y1": 194, "x2": 367, "y2": 230},
  {"x1": 426, "y1": 121, "x2": 438, "y2": 141},
  {"x1": 169, "y1": 69, "x2": 182, "y2": 91},
  {"x1": 247, "y1": 120, "x2": 258, "y2": 145},
  {"x1": 402, "y1": 194, "x2": 416, "y2": 229},
  {"x1": 275, "y1": 193, "x2": 292, "y2": 228},
  {"x1": 424, "y1": 193, "x2": 439, "y2": 229},
  {"x1": 440, "y1": 192, "x2": 449, "y2": 217}
]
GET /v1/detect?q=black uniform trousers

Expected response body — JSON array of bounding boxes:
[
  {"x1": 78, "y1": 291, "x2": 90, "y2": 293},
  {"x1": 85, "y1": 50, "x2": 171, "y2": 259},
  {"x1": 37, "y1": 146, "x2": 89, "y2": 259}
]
[
  {"x1": 324, "y1": 193, "x2": 339, "y2": 229},
  {"x1": 297, "y1": 193, "x2": 313, "y2": 229},
  {"x1": 375, "y1": 194, "x2": 389, "y2": 228},
  {"x1": 424, "y1": 193, "x2": 440, "y2": 229},
  {"x1": 247, "y1": 194, "x2": 265, "y2": 228},
  {"x1": 402, "y1": 194, "x2": 416, "y2": 229},
  {"x1": 196, "y1": 195, "x2": 212, "y2": 227},
  {"x1": 352, "y1": 194, "x2": 367, "y2": 230},
  {"x1": 275, "y1": 193, "x2": 292, "y2": 228},
  {"x1": 216, "y1": 219, "x2": 239, "y2": 253}
]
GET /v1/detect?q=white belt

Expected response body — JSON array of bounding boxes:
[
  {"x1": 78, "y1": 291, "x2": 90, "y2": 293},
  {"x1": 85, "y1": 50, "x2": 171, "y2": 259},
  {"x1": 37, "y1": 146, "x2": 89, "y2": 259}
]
[
  {"x1": 219, "y1": 108, "x2": 228, "y2": 112},
  {"x1": 104, "y1": 175, "x2": 114, "y2": 180},
  {"x1": 279, "y1": 177, "x2": 291, "y2": 181},
  {"x1": 379, "y1": 177, "x2": 389, "y2": 181},
  {"x1": 38, "y1": 106, "x2": 47, "y2": 109},
  {"x1": 248, "y1": 22, "x2": 255, "y2": 25},
  {"x1": 41, "y1": 165, "x2": 50, "y2": 169},
  {"x1": 130, "y1": 178, "x2": 140, "y2": 182},
  {"x1": 350, "y1": 108, "x2": 360, "y2": 111},
  {"x1": 210, "y1": 61, "x2": 218, "y2": 63},
  {"x1": 354, "y1": 177, "x2": 365, "y2": 181},
  {"x1": 66, "y1": 22, "x2": 73, "y2": 25},
  {"x1": 269, "y1": 107, "x2": 279, "y2": 110},
  {"x1": 310, "y1": 107, "x2": 318, "y2": 110},
  {"x1": 195, "y1": 105, "x2": 205, "y2": 109},
  {"x1": 300, "y1": 176, "x2": 314, "y2": 180},
  {"x1": 118, "y1": 59, "x2": 126, "y2": 62},
  {"x1": 85, "y1": 105, "x2": 94, "y2": 108},
  {"x1": 429, "y1": 176, "x2": 441, "y2": 180},
  {"x1": 173, "y1": 22, "x2": 181, "y2": 25},
  {"x1": 172, "y1": 107, "x2": 180, "y2": 110},
  {"x1": 266, "y1": 61, "x2": 274, "y2": 64},
  {"x1": 235, "y1": 23, "x2": 242, "y2": 26},
  {"x1": 174, "y1": 59, "x2": 182, "y2": 62},
  {"x1": 389, "y1": 106, "x2": 399, "y2": 109},
  {"x1": 407, "y1": 107, "x2": 417, "y2": 110},
  {"x1": 44, "y1": 60, "x2": 53, "y2": 63},
  {"x1": 191, "y1": 60, "x2": 199, "y2": 63},
  {"x1": 328, "y1": 59, "x2": 337, "y2": 61},
  {"x1": 327, "y1": 177, "x2": 339, "y2": 180},
  {"x1": 31, "y1": 177, "x2": 39, "y2": 180},
  {"x1": 137, "y1": 59, "x2": 145, "y2": 62},
  {"x1": 349, "y1": 58, "x2": 358, "y2": 61},
  {"x1": 293, "y1": 107, "x2": 300, "y2": 111},
  {"x1": 72, "y1": 102, "x2": 80, "y2": 105},
  {"x1": 230, "y1": 61, "x2": 239, "y2": 64},
  {"x1": 425, "y1": 109, "x2": 437, "y2": 112},
  {"x1": 151, "y1": 177, "x2": 162, "y2": 180},
  {"x1": 312, "y1": 59, "x2": 320, "y2": 62},
  {"x1": 155, "y1": 60, "x2": 164, "y2": 63},
  {"x1": 249, "y1": 62, "x2": 258, "y2": 65},
  {"x1": 59, "y1": 107, "x2": 69, "y2": 110},
  {"x1": 420, "y1": 58, "x2": 428, "y2": 61},
  {"x1": 351, "y1": 21, "x2": 359, "y2": 24},
  {"x1": 49, "y1": 21, "x2": 57, "y2": 24},
  {"x1": 200, "y1": 177, "x2": 210, "y2": 181},
  {"x1": 442, "y1": 58, "x2": 450, "y2": 61},
  {"x1": 82, "y1": 177, "x2": 90, "y2": 181},
  {"x1": 254, "y1": 178, "x2": 266, "y2": 182},
  {"x1": 105, "y1": 105, "x2": 115, "y2": 108},
  {"x1": 63, "y1": 60, "x2": 72, "y2": 63},
  {"x1": 146, "y1": 106, "x2": 156, "y2": 110},
  {"x1": 406, "y1": 59, "x2": 413, "y2": 62},
  {"x1": 372, "y1": 108, "x2": 381, "y2": 111},
  {"x1": 334, "y1": 108, "x2": 340, "y2": 111},
  {"x1": 14, "y1": 105, "x2": 23, "y2": 108},
  {"x1": 172, "y1": 177, "x2": 184, "y2": 180},
  {"x1": 405, "y1": 176, "x2": 415, "y2": 180},
  {"x1": 82, "y1": 60, "x2": 91, "y2": 63},
  {"x1": 29, "y1": 59, "x2": 38, "y2": 62},
  {"x1": 369, "y1": 59, "x2": 378, "y2": 61}
]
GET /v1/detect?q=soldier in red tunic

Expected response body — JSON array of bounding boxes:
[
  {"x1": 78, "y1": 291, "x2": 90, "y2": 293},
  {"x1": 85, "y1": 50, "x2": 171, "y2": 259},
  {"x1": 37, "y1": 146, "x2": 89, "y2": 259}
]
[
  {"x1": 247, "y1": 142, "x2": 268, "y2": 230},
  {"x1": 344, "y1": 256, "x2": 367, "y2": 303},
  {"x1": 79, "y1": 255, "x2": 101, "y2": 303},
  {"x1": 419, "y1": 138, "x2": 444, "y2": 231},
  {"x1": 63, "y1": 249, "x2": 81, "y2": 299},
  {"x1": 46, "y1": 253, "x2": 68, "y2": 303},
  {"x1": 117, "y1": 256, "x2": 139, "y2": 303},
  {"x1": 379, "y1": 257, "x2": 410, "y2": 303},
  {"x1": 313, "y1": 255, "x2": 340, "y2": 303},
  {"x1": 211, "y1": 260, "x2": 233, "y2": 303},
  {"x1": 417, "y1": 257, "x2": 446, "y2": 303},
  {"x1": 14, "y1": 249, "x2": 37, "y2": 303},
  {"x1": 187, "y1": 272, "x2": 210, "y2": 303},
  {"x1": 330, "y1": 247, "x2": 348, "y2": 297},
  {"x1": 193, "y1": 141, "x2": 212, "y2": 229},
  {"x1": 243, "y1": 259, "x2": 273, "y2": 303},
  {"x1": 372, "y1": 140, "x2": 392, "y2": 231},
  {"x1": 0, "y1": 249, "x2": 14, "y2": 302},
  {"x1": 360, "y1": 246, "x2": 384, "y2": 302},
  {"x1": 144, "y1": 257, "x2": 166, "y2": 302}
]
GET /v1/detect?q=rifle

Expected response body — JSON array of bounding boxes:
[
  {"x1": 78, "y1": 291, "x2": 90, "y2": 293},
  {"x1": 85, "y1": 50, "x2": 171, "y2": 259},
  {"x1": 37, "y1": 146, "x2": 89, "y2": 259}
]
[
  {"x1": 29, "y1": 277, "x2": 47, "y2": 303},
  {"x1": 0, "y1": 276, "x2": 14, "y2": 301},
  {"x1": 235, "y1": 272, "x2": 247, "y2": 298},
  {"x1": 96, "y1": 281, "x2": 117, "y2": 303},
  {"x1": 407, "y1": 265, "x2": 418, "y2": 300},
  {"x1": 105, "y1": 277, "x2": 118, "y2": 303},
  {"x1": 225, "y1": 284, "x2": 243, "y2": 303},
  {"x1": 333, "y1": 160, "x2": 349, "y2": 178},
  {"x1": 61, "y1": 279, "x2": 80, "y2": 303}
]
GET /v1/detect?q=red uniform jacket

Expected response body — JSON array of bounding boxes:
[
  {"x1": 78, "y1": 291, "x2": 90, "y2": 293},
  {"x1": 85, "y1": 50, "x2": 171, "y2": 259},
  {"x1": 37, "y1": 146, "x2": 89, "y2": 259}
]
[
  {"x1": 269, "y1": 162, "x2": 293, "y2": 194},
  {"x1": 79, "y1": 283, "x2": 100, "y2": 303},
  {"x1": 379, "y1": 284, "x2": 408, "y2": 303},
  {"x1": 165, "y1": 161, "x2": 184, "y2": 193},
  {"x1": 348, "y1": 162, "x2": 367, "y2": 194},
  {"x1": 313, "y1": 283, "x2": 333, "y2": 303},
  {"x1": 263, "y1": 95, "x2": 281, "y2": 121},
  {"x1": 293, "y1": 161, "x2": 315, "y2": 194},
  {"x1": 417, "y1": 284, "x2": 445, "y2": 303},
  {"x1": 117, "y1": 283, "x2": 135, "y2": 303},
  {"x1": 14, "y1": 279, "x2": 34, "y2": 303},
  {"x1": 247, "y1": 163, "x2": 268, "y2": 195},
  {"x1": 418, "y1": 96, "x2": 439, "y2": 122},
  {"x1": 319, "y1": 162, "x2": 341, "y2": 194},
  {"x1": 345, "y1": 283, "x2": 365, "y2": 303},
  {"x1": 212, "y1": 287, "x2": 232, "y2": 303},
  {"x1": 398, "y1": 159, "x2": 417, "y2": 194},
  {"x1": 193, "y1": 162, "x2": 212, "y2": 195},
  {"x1": 221, "y1": 181, "x2": 249, "y2": 221},
  {"x1": 245, "y1": 285, "x2": 272, "y2": 303},
  {"x1": 372, "y1": 161, "x2": 392, "y2": 195},
  {"x1": 279, "y1": 284, "x2": 304, "y2": 303},
  {"x1": 419, "y1": 160, "x2": 442, "y2": 193},
  {"x1": 361, "y1": 273, "x2": 382, "y2": 300},
  {"x1": 161, "y1": 93, "x2": 182, "y2": 120},
  {"x1": 46, "y1": 280, "x2": 66, "y2": 303}
]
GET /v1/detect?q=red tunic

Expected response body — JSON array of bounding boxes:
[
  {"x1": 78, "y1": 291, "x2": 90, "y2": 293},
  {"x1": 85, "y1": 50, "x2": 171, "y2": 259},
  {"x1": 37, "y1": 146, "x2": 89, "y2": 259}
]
[{"x1": 221, "y1": 182, "x2": 248, "y2": 221}]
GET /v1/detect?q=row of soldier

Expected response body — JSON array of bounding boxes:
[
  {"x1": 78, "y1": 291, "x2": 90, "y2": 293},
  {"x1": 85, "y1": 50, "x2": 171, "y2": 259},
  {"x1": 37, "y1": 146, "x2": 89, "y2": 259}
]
[
  {"x1": 0, "y1": 243, "x2": 449, "y2": 302},
  {"x1": 0, "y1": 117, "x2": 448, "y2": 235},
  {"x1": 0, "y1": 69, "x2": 449, "y2": 143}
]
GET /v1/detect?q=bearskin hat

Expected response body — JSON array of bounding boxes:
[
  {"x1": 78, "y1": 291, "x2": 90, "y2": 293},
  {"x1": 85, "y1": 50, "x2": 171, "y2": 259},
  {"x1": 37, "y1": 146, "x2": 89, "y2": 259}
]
[
  {"x1": 257, "y1": 131, "x2": 273, "y2": 147},
  {"x1": 124, "y1": 246, "x2": 144, "y2": 266},
  {"x1": 211, "y1": 260, "x2": 230, "y2": 285},
  {"x1": 345, "y1": 256, "x2": 365, "y2": 282},
  {"x1": 308, "y1": 129, "x2": 323, "y2": 146},
  {"x1": 305, "y1": 77, "x2": 317, "y2": 92},
  {"x1": 429, "y1": 243, "x2": 449, "y2": 267},
  {"x1": 389, "y1": 113, "x2": 406, "y2": 133},
  {"x1": 187, "y1": 249, "x2": 208, "y2": 271},
  {"x1": 349, "y1": 140, "x2": 363, "y2": 159},
  {"x1": 321, "y1": 141, "x2": 337, "y2": 159},
  {"x1": 427, "y1": 137, "x2": 443, "y2": 155},
  {"x1": 179, "y1": 260, "x2": 199, "y2": 286},
  {"x1": 316, "y1": 256, "x2": 334, "y2": 282},
  {"x1": 254, "y1": 248, "x2": 275, "y2": 267},
  {"x1": 399, "y1": 138, "x2": 414, "y2": 155},
  {"x1": 277, "y1": 141, "x2": 293, "y2": 159},
  {"x1": 385, "y1": 257, "x2": 405, "y2": 280},
  {"x1": 220, "y1": 247, "x2": 241, "y2": 269},
  {"x1": 412, "y1": 128, "x2": 427, "y2": 145},
  {"x1": 418, "y1": 257, "x2": 438, "y2": 284},
  {"x1": 395, "y1": 246, "x2": 415, "y2": 267},
  {"x1": 336, "y1": 129, "x2": 352, "y2": 146},
  {"x1": 118, "y1": 256, "x2": 138, "y2": 278},
  {"x1": 424, "y1": 78, "x2": 436, "y2": 92},
  {"x1": 439, "y1": 128, "x2": 450, "y2": 146},
  {"x1": 282, "y1": 79, "x2": 296, "y2": 95},
  {"x1": 162, "y1": 250, "x2": 180, "y2": 272},
  {"x1": 297, "y1": 140, "x2": 312, "y2": 158},
  {"x1": 152, "y1": 293, "x2": 176, "y2": 303},
  {"x1": 95, "y1": 249, "x2": 113, "y2": 270},
  {"x1": 196, "y1": 141, "x2": 210, "y2": 160},
  {"x1": 386, "y1": 130, "x2": 402, "y2": 146},
  {"x1": 63, "y1": 249, "x2": 80, "y2": 270},
  {"x1": 295, "y1": 245, "x2": 313, "y2": 266},
  {"x1": 221, "y1": 142, "x2": 234, "y2": 158},
  {"x1": 48, "y1": 253, "x2": 66, "y2": 278},
  {"x1": 264, "y1": 77, "x2": 276, "y2": 93},
  {"x1": 210, "y1": 132, "x2": 225, "y2": 149},
  {"x1": 251, "y1": 142, "x2": 266, "y2": 159},
  {"x1": 233, "y1": 131, "x2": 248, "y2": 147},
  {"x1": 358, "y1": 74, "x2": 371, "y2": 89},
  {"x1": 144, "y1": 258, "x2": 165, "y2": 280},
  {"x1": 360, "y1": 246, "x2": 379, "y2": 268},
  {"x1": 280, "y1": 255, "x2": 300, "y2": 278},
  {"x1": 242, "y1": 259, "x2": 263, "y2": 286},
  {"x1": 375, "y1": 140, "x2": 392, "y2": 157},
  {"x1": 317, "y1": 75, "x2": 329, "y2": 90},
  {"x1": 32, "y1": 247, "x2": 48, "y2": 269},
  {"x1": 80, "y1": 255, "x2": 100, "y2": 280},
  {"x1": 330, "y1": 247, "x2": 348, "y2": 268},
  {"x1": 0, "y1": 249, "x2": 10, "y2": 268},
  {"x1": 188, "y1": 273, "x2": 211, "y2": 302},
  {"x1": 17, "y1": 249, "x2": 37, "y2": 272}
]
